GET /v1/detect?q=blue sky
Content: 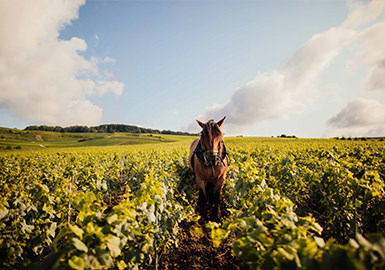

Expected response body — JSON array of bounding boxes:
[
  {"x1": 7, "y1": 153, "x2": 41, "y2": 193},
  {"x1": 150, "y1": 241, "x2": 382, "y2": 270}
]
[{"x1": 1, "y1": 0, "x2": 385, "y2": 137}]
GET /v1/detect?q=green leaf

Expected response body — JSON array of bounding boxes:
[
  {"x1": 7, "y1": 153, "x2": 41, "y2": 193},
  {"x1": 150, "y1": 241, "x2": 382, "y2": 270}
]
[
  {"x1": 238, "y1": 219, "x2": 247, "y2": 229},
  {"x1": 69, "y1": 224, "x2": 84, "y2": 239},
  {"x1": 278, "y1": 247, "x2": 295, "y2": 261},
  {"x1": 72, "y1": 238, "x2": 88, "y2": 253},
  {"x1": 107, "y1": 214, "x2": 118, "y2": 224},
  {"x1": 117, "y1": 260, "x2": 128, "y2": 270},
  {"x1": 85, "y1": 192, "x2": 96, "y2": 204},
  {"x1": 207, "y1": 222, "x2": 229, "y2": 248},
  {"x1": 309, "y1": 221, "x2": 323, "y2": 234},
  {"x1": 42, "y1": 203, "x2": 53, "y2": 213},
  {"x1": 211, "y1": 227, "x2": 229, "y2": 248},
  {"x1": 256, "y1": 233, "x2": 274, "y2": 247},
  {"x1": 107, "y1": 236, "x2": 121, "y2": 257},
  {"x1": 278, "y1": 244, "x2": 299, "y2": 258},
  {"x1": 349, "y1": 239, "x2": 359, "y2": 249},
  {"x1": 21, "y1": 219, "x2": 34, "y2": 233},
  {"x1": 141, "y1": 243, "x2": 152, "y2": 254},
  {"x1": 191, "y1": 225, "x2": 203, "y2": 235},
  {"x1": 33, "y1": 243, "x2": 44, "y2": 255},
  {"x1": 356, "y1": 234, "x2": 373, "y2": 250},
  {"x1": 0, "y1": 209, "x2": 9, "y2": 220},
  {"x1": 147, "y1": 212, "x2": 156, "y2": 223},
  {"x1": 47, "y1": 222, "x2": 57, "y2": 238},
  {"x1": 68, "y1": 255, "x2": 85, "y2": 270},
  {"x1": 41, "y1": 184, "x2": 50, "y2": 193},
  {"x1": 314, "y1": 236, "x2": 325, "y2": 248}
]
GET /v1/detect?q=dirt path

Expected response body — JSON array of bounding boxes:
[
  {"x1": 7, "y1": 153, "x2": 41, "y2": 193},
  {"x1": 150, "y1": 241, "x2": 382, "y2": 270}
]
[
  {"x1": 159, "y1": 220, "x2": 244, "y2": 270},
  {"x1": 107, "y1": 177, "x2": 244, "y2": 269}
]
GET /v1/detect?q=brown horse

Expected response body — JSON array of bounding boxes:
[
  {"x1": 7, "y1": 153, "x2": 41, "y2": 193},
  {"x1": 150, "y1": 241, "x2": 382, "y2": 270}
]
[{"x1": 189, "y1": 117, "x2": 228, "y2": 222}]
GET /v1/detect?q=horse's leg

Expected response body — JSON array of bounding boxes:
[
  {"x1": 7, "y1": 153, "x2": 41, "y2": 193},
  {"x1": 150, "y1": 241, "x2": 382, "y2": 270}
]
[
  {"x1": 212, "y1": 178, "x2": 225, "y2": 222},
  {"x1": 198, "y1": 188, "x2": 207, "y2": 223},
  {"x1": 211, "y1": 190, "x2": 221, "y2": 222},
  {"x1": 196, "y1": 174, "x2": 208, "y2": 222},
  {"x1": 205, "y1": 182, "x2": 216, "y2": 220}
]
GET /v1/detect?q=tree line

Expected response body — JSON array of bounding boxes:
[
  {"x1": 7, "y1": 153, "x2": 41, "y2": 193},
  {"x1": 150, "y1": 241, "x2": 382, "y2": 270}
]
[{"x1": 24, "y1": 124, "x2": 197, "y2": 136}]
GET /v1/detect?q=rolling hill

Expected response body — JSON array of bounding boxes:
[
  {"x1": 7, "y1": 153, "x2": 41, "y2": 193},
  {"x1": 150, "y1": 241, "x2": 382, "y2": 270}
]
[{"x1": 0, "y1": 126, "x2": 196, "y2": 150}]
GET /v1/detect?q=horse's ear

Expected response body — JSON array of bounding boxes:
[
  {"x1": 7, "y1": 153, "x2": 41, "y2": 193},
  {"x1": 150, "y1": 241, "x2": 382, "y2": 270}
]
[
  {"x1": 196, "y1": 120, "x2": 205, "y2": 129},
  {"x1": 216, "y1": 116, "x2": 226, "y2": 127}
]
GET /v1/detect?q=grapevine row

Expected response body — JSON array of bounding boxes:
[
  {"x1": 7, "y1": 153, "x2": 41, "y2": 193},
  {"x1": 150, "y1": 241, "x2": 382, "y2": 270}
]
[{"x1": 0, "y1": 138, "x2": 384, "y2": 269}]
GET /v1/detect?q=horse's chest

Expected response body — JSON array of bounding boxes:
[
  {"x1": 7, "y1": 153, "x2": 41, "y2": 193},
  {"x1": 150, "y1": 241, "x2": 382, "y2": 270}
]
[{"x1": 198, "y1": 163, "x2": 227, "y2": 181}]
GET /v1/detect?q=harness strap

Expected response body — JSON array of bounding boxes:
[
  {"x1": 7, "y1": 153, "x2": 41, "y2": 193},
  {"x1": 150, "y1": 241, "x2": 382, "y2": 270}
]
[
  {"x1": 192, "y1": 139, "x2": 229, "y2": 169},
  {"x1": 191, "y1": 151, "x2": 195, "y2": 173}
]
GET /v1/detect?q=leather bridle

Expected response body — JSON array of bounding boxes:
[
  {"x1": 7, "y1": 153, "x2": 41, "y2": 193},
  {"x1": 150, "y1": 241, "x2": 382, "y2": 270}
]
[{"x1": 199, "y1": 139, "x2": 227, "y2": 167}]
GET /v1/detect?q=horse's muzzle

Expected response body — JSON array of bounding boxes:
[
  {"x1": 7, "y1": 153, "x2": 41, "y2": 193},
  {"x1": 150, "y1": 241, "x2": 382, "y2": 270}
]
[{"x1": 203, "y1": 151, "x2": 221, "y2": 167}]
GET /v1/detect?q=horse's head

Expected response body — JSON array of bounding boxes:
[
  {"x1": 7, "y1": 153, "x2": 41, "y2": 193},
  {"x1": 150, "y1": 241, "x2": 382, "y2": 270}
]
[{"x1": 196, "y1": 117, "x2": 226, "y2": 156}]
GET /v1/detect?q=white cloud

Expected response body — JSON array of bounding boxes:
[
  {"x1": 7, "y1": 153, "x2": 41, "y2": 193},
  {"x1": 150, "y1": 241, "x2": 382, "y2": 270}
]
[
  {"x1": 326, "y1": 5, "x2": 385, "y2": 137},
  {"x1": 190, "y1": 19, "x2": 357, "y2": 133},
  {"x1": 188, "y1": 0, "x2": 385, "y2": 135},
  {"x1": 342, "y1": 0, "x2": 385, "y2": 28},
  {"x1": 189, "y1": 70, "x2": 308, "y2": 133},
  {"x1": 325, "y1": 98, "x2": 385, "y2": 137},
  {"x1": 348, "y1": 22, "x2": 385, "y2": 92},
  {"x1": 95, "y1": 81, "x2": 124, "y2": 96},
  {"x1": 0, "y1": 0, "x2": 124, "y2": 127}
]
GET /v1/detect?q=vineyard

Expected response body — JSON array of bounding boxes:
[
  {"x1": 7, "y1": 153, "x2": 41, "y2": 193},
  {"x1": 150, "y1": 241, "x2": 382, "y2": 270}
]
[{"x1": 1, "y1": 137, "x2": 385, "y2": 269}]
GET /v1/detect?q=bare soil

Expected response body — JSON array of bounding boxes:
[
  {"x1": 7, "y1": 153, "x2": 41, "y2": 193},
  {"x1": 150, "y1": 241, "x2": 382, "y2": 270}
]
[
  {"x1": 159, "y1": 220, "x2": 245, "y2": 270},
  {"x1": 106, "y1": 177, "x2": 245, "y2": 269}
]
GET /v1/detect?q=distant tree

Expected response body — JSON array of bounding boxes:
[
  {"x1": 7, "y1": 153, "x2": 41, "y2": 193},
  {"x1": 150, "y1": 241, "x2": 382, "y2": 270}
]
[
  {"x1": 54, "y1": 126, "x2": 63, "y2": 132},
  {"x1": 161, "y1": 130, "x2": 172, "y2": 135},
  {"x1": 25, "y1": 125, "x2": 38, "y2": 131},
  {"x1": 23, "y1": 123, "x2": 197, "y2": 136}
]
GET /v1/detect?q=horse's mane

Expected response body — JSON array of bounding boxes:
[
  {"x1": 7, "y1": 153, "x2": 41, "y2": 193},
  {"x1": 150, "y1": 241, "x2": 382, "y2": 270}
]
[{"x1": 202, "y1": 120, "x2": 221, "y2": 139}]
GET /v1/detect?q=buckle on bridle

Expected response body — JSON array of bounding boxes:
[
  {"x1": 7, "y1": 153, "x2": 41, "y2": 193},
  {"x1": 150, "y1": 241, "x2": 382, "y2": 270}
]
[{"x1": 205, "y1": 150, "x2": 219, "y2": 155}]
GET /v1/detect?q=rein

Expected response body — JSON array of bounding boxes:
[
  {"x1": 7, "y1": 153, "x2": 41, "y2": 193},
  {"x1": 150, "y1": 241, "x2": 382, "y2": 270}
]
[{"x1": 192, "y1": 139, "x2": 228, "y2": 175}]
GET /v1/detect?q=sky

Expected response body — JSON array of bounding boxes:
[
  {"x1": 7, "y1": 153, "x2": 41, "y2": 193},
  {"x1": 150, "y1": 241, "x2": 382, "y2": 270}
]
[{"x1": 1, "y1": 0, "x2": 385, "y2": 138}]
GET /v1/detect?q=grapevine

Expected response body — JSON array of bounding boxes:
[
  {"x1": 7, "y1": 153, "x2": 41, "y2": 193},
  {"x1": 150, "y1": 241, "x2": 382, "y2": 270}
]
[{"x1": 0, "y1": 138, "x2": 384, "y2": 269}]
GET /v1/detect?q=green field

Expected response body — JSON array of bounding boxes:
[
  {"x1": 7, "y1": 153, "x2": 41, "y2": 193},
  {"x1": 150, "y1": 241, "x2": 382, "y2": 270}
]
[
  {"x1": 1, "y1": 136, "x2": 385, "y2": 269},
  {"x1": 0, "y1": 127, "x2": 193, "y2": 150}
]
